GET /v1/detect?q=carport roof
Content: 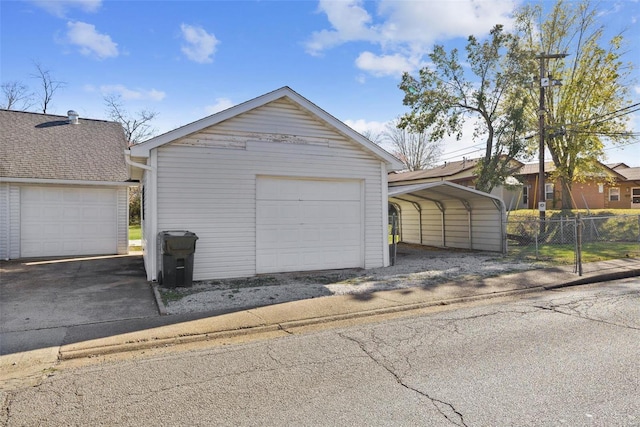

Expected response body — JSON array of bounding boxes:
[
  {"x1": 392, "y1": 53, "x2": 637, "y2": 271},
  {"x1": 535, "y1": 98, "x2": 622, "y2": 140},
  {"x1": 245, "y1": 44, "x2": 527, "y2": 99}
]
[{"x1": 389, "y1": 181, "x2": 503, "y2": 208}]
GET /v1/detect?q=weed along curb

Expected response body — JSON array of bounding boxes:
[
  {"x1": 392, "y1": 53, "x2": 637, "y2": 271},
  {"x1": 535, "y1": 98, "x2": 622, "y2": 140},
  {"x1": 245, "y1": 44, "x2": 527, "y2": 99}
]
[{"x1": 151, "y1": 284, "x2": 167, "y2": 315}]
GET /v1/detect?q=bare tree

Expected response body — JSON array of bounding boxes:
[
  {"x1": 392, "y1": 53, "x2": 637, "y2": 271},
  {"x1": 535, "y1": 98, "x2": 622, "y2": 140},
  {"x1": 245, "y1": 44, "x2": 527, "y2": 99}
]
[
  {"x1": 104, "y1": 94, "x2": 158, "y2": 144},
  {"x1": 31, "y1": 63, "x2": 66, "y2": 113},
  {"x1": 383, "y1": 119, "x2": 442, "y2": 171},
  {"x1": 360, "y1": 129, "x2": 383, "y2": 145},
  {"x1": 1, "y1": 81, "x2": 34, "y2": 110}
]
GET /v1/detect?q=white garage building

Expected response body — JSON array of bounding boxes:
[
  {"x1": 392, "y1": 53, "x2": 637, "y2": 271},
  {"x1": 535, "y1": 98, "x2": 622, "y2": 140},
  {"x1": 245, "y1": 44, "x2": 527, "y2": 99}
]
[
  {"x1": 0, "y1": 109, "x2": 130, "y2": 259},
  {"x1": 128, "y1": 87, "x2": 403, "y2": 281}
]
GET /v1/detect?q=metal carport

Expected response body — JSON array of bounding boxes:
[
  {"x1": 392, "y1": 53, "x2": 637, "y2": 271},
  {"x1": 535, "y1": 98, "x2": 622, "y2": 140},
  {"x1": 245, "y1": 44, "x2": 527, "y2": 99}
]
[{"x1": 389, "y1": 181, "x2": 506, "y2": 253}]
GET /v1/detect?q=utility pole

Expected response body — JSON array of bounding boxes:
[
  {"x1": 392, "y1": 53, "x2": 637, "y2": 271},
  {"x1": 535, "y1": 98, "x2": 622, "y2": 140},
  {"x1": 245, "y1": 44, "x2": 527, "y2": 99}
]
[{"x1": 536, "y1": 52, "x2": 568, "y2": 233}]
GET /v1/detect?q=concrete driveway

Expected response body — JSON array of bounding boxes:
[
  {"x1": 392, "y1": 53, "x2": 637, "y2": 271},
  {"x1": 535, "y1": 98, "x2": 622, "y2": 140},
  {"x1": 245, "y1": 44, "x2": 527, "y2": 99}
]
[{"x1": 0, "y1": 254, "x2": 158, "y2": 354}]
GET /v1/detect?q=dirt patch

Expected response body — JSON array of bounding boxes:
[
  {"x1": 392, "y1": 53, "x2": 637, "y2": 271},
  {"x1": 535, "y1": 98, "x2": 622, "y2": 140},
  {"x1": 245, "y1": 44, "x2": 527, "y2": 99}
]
[{"x1": 159, "y1": 244, "x2": 543, "y2": 315}]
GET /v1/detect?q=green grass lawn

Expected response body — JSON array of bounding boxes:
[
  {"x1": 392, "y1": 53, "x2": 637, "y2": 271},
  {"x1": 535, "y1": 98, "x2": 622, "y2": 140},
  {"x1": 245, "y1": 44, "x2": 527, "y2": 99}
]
[
  {"x1": 129, "y1": 224, "x2": 141, "y2": 240},
  {"x1": 507, "y1": 241, "x2": 639, "y2": 264}
]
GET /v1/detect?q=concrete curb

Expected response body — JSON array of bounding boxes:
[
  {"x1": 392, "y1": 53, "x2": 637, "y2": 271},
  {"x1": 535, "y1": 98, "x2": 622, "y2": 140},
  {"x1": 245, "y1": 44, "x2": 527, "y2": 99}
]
[
  {"x1": 59, "y1": 286, "x2": 546, "y2": 360},
  {"x1": 544, "y1": 268, "x2": 640, "y2": 290},
  {"x1": 151, "y1": 284, "x2": 167, "y2": 316},
  {"x1": 57, "y1": 266, "x2": 639, "y2": 361}
]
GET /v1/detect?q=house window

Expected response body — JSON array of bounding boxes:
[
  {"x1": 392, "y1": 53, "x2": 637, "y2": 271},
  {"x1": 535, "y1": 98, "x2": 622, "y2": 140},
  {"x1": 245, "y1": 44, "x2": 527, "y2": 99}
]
[
  {"x1": 545, "y1": 183, "x2": 554, "y2": 201},
  {"x1": 609, "y1": 187, "x2": 620, "y2": 202},
  {"x1": 522, "y1": 186, "x2": 528, "y2": 204}
]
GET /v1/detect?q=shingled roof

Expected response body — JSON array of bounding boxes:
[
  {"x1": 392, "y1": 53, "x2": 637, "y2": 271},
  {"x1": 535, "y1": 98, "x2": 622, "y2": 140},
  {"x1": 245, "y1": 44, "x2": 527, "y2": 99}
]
[
  {"x1": 388, "y1": 158, "x2": 481, "y2": 183},
  {"x1": 0, "y1": 109, "x2": 129, "y2": 182},
  {"x1": 616, "y1": 167, "x2": 640, "y2": 181}
]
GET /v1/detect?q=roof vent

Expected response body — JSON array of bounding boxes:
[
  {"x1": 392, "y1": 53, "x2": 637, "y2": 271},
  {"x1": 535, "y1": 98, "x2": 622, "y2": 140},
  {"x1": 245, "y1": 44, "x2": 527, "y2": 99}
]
[{"x1": 68, "y1": 110, "x2": 79, "y2": 125}]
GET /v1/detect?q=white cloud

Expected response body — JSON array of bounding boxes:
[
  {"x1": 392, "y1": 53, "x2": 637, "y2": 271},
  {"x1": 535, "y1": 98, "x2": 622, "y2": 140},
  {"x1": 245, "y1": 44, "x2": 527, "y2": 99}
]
[
  {"x1": 31, "y1": 0, "x2": 101, "y2": 17},
  {"x1": 205, "y1": 98, "x2": 235, "y2": 115},
  {"x1": 305, "y1": 0, "x2": 379, "y2": 55},
  {"x1": 634, "y1": 85, "x2": 640, "y2": 95},
  {"x1": 355, "y1": 51, "x2": 420, "y2": 77},
  {"x1": 66, "y1": 21, "x2": 118, "y2": 59},
  {"x1": 307, "y1": 0, "x2": 518, "y2": 76},
  {"x1": 99, "y1": 84, "x2": 166, "y2": 101},
  {"x1": 180, "y1": 24, "x2": 219, "y2": 64}
]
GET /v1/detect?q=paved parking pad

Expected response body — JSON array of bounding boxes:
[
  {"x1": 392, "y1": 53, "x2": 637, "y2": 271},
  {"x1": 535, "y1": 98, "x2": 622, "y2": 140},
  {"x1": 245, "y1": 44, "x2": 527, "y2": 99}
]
[{"x1": 0, "y1": 255, "x2": 157, "y2": 335}]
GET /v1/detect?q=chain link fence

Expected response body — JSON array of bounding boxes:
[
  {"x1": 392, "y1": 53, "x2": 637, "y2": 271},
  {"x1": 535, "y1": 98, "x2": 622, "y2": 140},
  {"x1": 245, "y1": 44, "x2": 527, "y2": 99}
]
[{"x1": 505, "y1": 214, "x2": 640, "y2": 274}]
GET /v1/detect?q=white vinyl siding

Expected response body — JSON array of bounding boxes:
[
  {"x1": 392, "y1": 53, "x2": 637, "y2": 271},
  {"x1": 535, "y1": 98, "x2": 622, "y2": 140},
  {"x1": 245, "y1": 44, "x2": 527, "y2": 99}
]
[
  {"x1": 1, "y1": 184, "x2": 23, "y2": 259},
  {"x1": 116, "y1": 187, "x2": 128, "y2": 254},
  {"x1": 8, "y1": 185, "x2": 20, "y2": 258},
  {"x1": 0, "y1": 183, "x2": 8, "y2": 259},
  {"x1": 148, "y1": 99, "x2": 386, "y2": 281}
]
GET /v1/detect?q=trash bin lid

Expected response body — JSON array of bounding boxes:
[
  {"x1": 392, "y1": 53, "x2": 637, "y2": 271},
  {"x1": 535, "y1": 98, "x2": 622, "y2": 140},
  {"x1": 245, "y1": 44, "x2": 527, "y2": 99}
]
[{"x1": 159, "y1": 231, "x2": 198, "y2": 252}]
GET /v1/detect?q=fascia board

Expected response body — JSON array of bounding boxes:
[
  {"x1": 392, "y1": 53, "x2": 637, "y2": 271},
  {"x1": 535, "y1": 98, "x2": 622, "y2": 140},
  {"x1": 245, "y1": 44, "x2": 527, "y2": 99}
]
[{"x1": 0, "y1": 177, "x2": 135, "y2": 187}]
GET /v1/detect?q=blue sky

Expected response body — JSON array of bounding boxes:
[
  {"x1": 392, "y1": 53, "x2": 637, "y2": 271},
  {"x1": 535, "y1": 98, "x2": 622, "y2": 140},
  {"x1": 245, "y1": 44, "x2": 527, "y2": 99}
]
[{"x1": 1, "y1": 0, "x2": 639, "y2": 164}]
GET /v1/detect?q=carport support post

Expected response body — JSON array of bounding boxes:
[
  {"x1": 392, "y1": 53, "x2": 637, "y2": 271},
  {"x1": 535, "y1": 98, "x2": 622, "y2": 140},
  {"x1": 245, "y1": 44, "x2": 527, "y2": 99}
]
[{"x1": 461, "y1": 200, "x2": 472, "y2": 250}]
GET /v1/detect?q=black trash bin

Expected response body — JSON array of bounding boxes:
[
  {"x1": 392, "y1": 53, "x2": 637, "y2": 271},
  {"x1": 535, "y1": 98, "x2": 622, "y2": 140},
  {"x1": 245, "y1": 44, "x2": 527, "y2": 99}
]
[{"x1": 158, "y1": 231, "x2": 198, "y2": 288}]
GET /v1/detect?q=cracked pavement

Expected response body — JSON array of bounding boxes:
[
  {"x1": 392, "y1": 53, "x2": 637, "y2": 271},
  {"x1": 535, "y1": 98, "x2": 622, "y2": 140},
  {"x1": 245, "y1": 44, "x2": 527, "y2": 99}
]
[{"x1": 2, "y1": 278, "x2": 638, "y2": 426}]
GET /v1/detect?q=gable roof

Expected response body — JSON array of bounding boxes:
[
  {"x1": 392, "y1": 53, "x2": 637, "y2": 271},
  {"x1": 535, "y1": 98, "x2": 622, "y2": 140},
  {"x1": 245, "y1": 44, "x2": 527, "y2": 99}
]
[
  {"x1": 0, "y1": 109, "x2": 129, "y2": 182},
  {"x1": 129, "y1": 86, "x2": 403, "y2": 170},
  {"x1": 616, "y1": 167, "x2": 640, "y2": 181},
  {"x1": 606, "y1": 162, "x2": 630, "y2": 170}
]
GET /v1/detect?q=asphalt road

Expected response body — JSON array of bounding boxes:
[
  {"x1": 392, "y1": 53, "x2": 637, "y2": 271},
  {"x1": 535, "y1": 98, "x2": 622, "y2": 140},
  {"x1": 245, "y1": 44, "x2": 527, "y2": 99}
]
[{"x1": 2, "y1": 278, "x2": 638, "y2": 426}]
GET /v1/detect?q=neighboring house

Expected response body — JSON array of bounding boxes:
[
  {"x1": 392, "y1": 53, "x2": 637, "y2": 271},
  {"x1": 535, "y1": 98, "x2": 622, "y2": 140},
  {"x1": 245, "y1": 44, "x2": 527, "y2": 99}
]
[
  {"x1": 0, "y1": 109, "x2": 131, "y2": 260},
  {"x1": 127, "y1": 87, "x2": 403, "y2": 282},
  {"x1": 516, "y1": 161, "x2": 640, "y2": 210},
  {"x1": 608, "y1": 163, "x2": 640, "y2": 209},
  {"x1": 388, "y1": 157, "x2": 526, "y2": 210}
]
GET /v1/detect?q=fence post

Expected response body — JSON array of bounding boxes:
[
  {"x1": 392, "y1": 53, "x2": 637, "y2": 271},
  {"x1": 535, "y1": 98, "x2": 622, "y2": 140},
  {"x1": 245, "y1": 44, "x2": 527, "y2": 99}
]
[
  {"x1": 535, "y1": 219, "x2": 539, "y2": 257},
  {"x1": 576, "y1": 213, "x2": 583, "y2": 276}
]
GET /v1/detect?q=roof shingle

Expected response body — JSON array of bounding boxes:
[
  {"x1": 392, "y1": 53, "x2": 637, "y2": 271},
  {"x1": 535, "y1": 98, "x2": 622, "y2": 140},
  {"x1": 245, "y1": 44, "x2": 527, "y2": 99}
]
[{"x1": 0, "y1": 109, "x2": 129, "y2": 182}]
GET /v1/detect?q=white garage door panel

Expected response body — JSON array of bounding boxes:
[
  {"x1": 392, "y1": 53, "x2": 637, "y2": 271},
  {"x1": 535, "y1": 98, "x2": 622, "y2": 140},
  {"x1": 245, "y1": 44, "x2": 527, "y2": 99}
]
[
  {"x1": 21, "y1": 186, "x2": 118, "y2": 257},
  {"x1": 256, "y1": 178, "x2": 363, "y2": 274}
]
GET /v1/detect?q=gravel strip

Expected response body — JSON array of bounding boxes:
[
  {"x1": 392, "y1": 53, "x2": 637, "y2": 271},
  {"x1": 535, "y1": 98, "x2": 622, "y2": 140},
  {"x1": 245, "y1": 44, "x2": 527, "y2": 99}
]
[{"x1": 160, "y1": 244, "x2": 543, "y2": 315}]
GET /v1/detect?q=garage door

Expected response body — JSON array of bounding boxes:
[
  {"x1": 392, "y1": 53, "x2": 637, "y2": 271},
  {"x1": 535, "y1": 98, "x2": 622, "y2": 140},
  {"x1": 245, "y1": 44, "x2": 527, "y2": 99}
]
[
  {"x1": 21, "y1": 186, "x2": 118, "y2": 257},
  {"x1": 256, "y1": 177, "x2": 363, "y2": 273}
]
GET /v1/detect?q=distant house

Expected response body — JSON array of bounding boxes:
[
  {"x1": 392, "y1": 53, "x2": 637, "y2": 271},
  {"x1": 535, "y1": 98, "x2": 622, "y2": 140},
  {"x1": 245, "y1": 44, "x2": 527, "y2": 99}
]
[
  {"x1": 0, "y1": 109, "x2": 131, "y2": 259},
  {"x1": 516, "y1": 161, "x2": 640, "y2": 210},
  {"x1": 127, "y1": 87, "x2": 403, "y2": 282},
  {"x1": 388, "y1": 157, "x2": 526, "y2": 210}
]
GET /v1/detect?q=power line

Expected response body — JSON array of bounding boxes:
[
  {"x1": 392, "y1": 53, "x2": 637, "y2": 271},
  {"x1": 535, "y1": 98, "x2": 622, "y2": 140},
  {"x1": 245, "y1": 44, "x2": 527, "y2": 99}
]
[{"x1": 564, "y1": 102, "x2": 640, "y2": 129}]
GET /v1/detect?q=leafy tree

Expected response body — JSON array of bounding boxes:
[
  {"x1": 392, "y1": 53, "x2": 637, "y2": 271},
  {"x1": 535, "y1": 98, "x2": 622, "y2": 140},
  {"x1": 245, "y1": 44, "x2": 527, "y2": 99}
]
[
  {"x1": 1, "y1": 81, "x2": 33, "y2": 110},
  {"x1": 515, "y1": 0, "x2": 634, "y2": 209},
  {"x1": 382, "y1": 119, "x2": 442, "y2": 171},
  {"x1": 104, "y1": 94, "x2": 158, "y2": 144},
  {"x1": 399, "y1": 25, "x2": 531, "y2": 192}
]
